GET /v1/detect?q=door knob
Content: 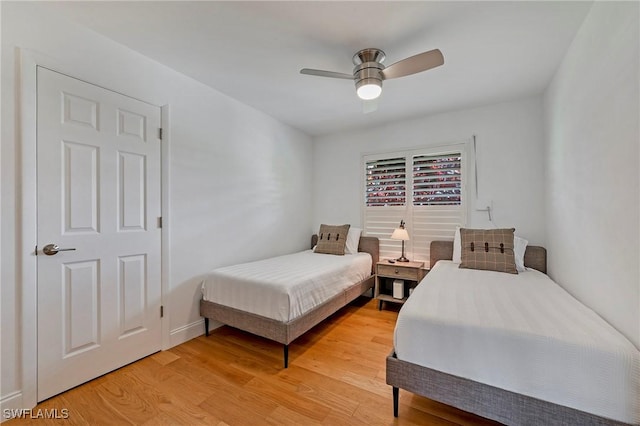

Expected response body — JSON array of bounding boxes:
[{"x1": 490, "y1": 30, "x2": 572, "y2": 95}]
[{"x1": 43, "y1": 244, "x2": 76, "y2": 256}]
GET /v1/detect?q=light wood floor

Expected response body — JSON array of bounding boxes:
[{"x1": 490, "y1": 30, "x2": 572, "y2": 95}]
[{"x1": 7, "y1": 297, "x2": 499, "y2": 425}]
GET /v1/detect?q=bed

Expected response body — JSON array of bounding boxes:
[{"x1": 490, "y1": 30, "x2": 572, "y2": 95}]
[
  {"x1": 200, "y1": 234, "x2": 379, "y2": 368},
  {"x1": 386, "y1": 240, "x2": 640, "y2": 426}
]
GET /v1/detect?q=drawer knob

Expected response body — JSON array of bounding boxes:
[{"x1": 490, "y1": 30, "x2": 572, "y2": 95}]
[{"x1": 395, "y1": 269, "x2": 399, "y2": 274}]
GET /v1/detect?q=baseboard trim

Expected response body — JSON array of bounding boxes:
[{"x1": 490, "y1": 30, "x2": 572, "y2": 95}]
[
  {"x1": 168, "y1": 318, "x2": 221, "y2": 348},
  {"x1": 1, "y1": 391, "x2": 23, "y2": 422}
]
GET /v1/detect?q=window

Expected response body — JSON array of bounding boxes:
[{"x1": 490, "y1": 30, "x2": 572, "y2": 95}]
[
  {"x1": 363, "y1": 144, "x2": 467, "y2": 265},
  {"x1": 365, "y1": 157, "x2": 406, "y2": 207},
  {"x1": 412, "y1": 153, "x2": 462, "y2": 206}
]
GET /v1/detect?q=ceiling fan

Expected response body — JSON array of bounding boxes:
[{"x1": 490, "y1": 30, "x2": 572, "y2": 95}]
[{"x1": 300, "y1": 48, "x2": 444, "y2": 102}]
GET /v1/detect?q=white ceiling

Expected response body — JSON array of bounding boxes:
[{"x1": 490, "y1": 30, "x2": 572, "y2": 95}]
[{"x1": 39, "y1": 1, "x2": 592, "y2": 136}]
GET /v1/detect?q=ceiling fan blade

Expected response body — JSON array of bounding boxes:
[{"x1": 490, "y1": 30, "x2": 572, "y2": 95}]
[
  {"x1": 381, "y1": 49, "x2": 444, "y2": 80},
  {"x1": 300, "y1": 68, "x2": 354, "y2": 80}
]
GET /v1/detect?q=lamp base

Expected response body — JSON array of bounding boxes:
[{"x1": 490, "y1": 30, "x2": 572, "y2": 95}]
[{"x1": 397, "y1": 240, "x2": 410, "y2": 262}]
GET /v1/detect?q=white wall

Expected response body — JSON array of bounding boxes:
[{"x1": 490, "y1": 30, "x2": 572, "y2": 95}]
[
  {"x1": 1, "y1": 2, "x2": 312, "y2": 410},
  {"x1": 544, "y1": 2, "x2": 639, "y2": 348},
  {"x1": 312, "y1": 96, "x2": 546, "y2": 245}
]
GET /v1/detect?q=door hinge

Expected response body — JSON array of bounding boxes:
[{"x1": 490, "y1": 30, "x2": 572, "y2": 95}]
[
  {"x1": 160, "y1": 305, "x2": 164, "y2": 318},
  {"x1": 159, "y1": 128, "x2": 163, "y2": 140},
  {"x1": 157, "y1": 217, "x2": 162, "y2": 228}
]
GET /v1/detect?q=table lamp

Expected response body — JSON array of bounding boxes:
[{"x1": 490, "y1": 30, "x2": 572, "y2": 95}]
[{"x1": 390, "y1": 220, "x2": 410, "y2": 262}]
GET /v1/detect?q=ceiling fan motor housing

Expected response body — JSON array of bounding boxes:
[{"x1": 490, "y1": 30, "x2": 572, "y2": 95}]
[
  {"x1": 352, "y1": 48, "x2": 386, "y2": 65},
  {"x1": 353, "y1": 48, "x2": 386, "y2": 96}
]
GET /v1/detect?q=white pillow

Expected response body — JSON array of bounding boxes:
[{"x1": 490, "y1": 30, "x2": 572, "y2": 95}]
[
  {"x1": 452, "y1": 227, "x2": 461, "y2": 264},
  {"x1": 345, "y1": 227, "x2": 362, "y2": 255},
  {"x1": 514, "y1": 236, "x2": 528, "y2": 272}
]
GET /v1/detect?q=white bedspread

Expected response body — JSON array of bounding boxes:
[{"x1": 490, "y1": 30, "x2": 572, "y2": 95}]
[
  {"x1": 201, "y1": 250, "x2": 372, "y2": 322},
  {"x1": 394, "y1": 260, "x2": 640, "y2": 424}
]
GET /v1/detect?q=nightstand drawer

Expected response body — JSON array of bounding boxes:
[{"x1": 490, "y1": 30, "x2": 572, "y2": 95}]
[{"x1": 377, "y1": 264, "x2": 420, "y2": 280}]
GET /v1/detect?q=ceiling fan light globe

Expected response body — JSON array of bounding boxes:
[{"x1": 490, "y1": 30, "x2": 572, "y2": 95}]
[{"x1": 356, "y1": 82, "x2": 382, "y2": 100}]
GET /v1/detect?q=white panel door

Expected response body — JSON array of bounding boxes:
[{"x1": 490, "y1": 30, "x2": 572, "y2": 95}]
[{"x1": 36, "y1": 67, "x2": 162, "y2": 401}]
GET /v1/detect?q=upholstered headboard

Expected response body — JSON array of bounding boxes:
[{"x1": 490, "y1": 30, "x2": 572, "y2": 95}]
[
  {"x1": 430, "y1": 240, "x2": 547, "y2": 274},
  {"x1": 311, "y1": 235, "x2": 379, "y2": 274}
]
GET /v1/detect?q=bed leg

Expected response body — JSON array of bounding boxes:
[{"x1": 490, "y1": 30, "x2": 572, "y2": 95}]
[
  {"x1": 393, "y1": 386, "x2": 399, "y2": 417},
  {"x1": 283, "y1": 345, "x2": 289, "y2": 368},
  {"x1": 204, "y1": 317, "x2": 209, "y2": 336}
]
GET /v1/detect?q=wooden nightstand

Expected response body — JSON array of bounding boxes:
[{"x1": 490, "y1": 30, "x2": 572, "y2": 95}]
[{"x1": 375, "y1": 260, "x2": 427, "y2": 310}]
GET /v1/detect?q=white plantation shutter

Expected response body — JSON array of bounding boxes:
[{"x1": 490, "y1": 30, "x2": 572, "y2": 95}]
[
  {"x1": 412, "y1": 153, "x2": 464, "y2": 262},
  {"x1": 364, "y1": 157, "x2": 408, "y2": 259},
  {"x1": 412, "y1": 206, "x2": 463, "y2": 262},
  {"x1": 363, "y1": 206, "x2": 409, "y2": 261},
  {"x1": 412, "y1": 154, "x2": 462, "y2": 206},
  {"x1": 364, "y1": 157, "x2": 406, "y2": 207},
  {"x1": 363, "y1": 147, "x2": 466, "y2": 265}
]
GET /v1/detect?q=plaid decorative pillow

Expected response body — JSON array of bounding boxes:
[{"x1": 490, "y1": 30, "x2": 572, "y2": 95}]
[
  {"x1": 459, "y1": 228, "x2": 518, "y2": 274},
  {"x1": 314, "y1": 224, "x2": 350, "y2": 255}
]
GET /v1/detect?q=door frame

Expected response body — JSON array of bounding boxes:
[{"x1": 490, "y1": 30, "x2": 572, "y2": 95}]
[{"x1": 18, "y1": 48, "x2": 172, "y2": 409}]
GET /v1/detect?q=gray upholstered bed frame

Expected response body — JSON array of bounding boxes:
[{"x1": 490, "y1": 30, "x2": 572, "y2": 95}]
[
  {"x1": 200, "y1": 235, "x2": 379, "y2": 368},
  {"x1": 386, "y1": 241, "x2": 633, "y2": 426}
]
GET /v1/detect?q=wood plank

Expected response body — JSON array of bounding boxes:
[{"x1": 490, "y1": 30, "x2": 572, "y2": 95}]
[
  {"x1": 93, "y1": 377, "x2": 161, "y2": 424},
  {"x1": 198, "y1": 384, "x2": 279, "y2": 424},
  {"x1": 275, "y1": 368, "x2": 361, "y2": 418},
  {"x1": 354, "y1": 395, "x2": 458, "y2": 426},
  {"x1": 243, "y1": 376, "x2": 331, "y2": 422},
  {"x1": 149, "y1": 350, "x2": 180, "y2": 366},
  {"x1": 265, "y1": 405, "x2": 323, "y2": 426}
]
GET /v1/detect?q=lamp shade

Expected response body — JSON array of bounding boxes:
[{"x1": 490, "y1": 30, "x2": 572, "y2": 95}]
[{"x1": 390, "y1": 228, "x2": 410, "y2": 241}]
